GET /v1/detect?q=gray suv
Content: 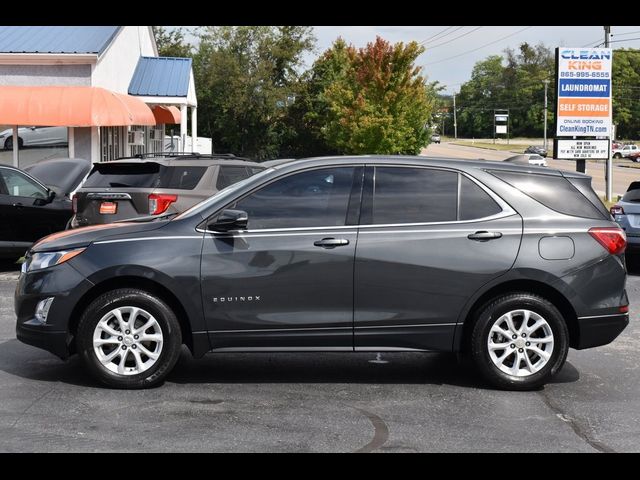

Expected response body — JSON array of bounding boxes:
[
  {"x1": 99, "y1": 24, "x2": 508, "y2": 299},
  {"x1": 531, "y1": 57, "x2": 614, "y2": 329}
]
[
  {"x1": 15, "y1": 156, "x2": 628, "y2": 390},
  {"x1": 70, "y1": 153, "x2": 265, "y2": 228}
]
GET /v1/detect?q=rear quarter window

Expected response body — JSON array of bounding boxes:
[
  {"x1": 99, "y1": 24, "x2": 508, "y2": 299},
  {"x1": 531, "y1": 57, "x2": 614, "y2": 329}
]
[
  {"x1": 216, "y1": 166, "x2": 258, "y2": 190},
  {"x1": 489, "y1": 170, "x2": 607, "y2": 219}
]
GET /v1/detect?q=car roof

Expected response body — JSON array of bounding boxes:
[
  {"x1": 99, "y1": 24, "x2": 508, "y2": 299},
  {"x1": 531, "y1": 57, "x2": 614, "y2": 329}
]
[{"x1": 270, "y1": 155, "x2": 586, "y2": 178}]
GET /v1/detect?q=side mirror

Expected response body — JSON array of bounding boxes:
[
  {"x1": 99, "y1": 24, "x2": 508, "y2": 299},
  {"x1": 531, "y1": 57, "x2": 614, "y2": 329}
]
[{"x1": 208, "y1": 209, "x2": 248, "y2": 232}]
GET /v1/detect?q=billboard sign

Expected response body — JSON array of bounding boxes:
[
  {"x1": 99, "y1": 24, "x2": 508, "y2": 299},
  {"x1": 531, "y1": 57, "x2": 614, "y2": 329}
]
[
  {"x1": 556, "y1": 48, "x2": 612, "y2": 137},
  {"x1": 556, "y1": 139, "x2": 609, "y2": 159}
]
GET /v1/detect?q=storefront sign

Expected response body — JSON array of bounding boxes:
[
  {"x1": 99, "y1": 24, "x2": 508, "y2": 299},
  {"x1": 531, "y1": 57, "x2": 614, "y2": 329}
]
[{"x1": 556, "y1": 139, "x2": 609, "y2": 159}]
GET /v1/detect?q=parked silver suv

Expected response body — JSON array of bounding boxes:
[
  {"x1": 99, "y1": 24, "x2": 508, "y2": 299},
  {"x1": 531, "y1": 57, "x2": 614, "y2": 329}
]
[{"x1": 70, "y1": 153, "x2": 265, "y2": 228}]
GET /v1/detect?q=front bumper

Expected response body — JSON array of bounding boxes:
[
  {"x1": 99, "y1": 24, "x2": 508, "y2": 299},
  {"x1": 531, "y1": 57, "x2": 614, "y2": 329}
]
[
  {"x1": 14, "y1": 262, "x2": 94, "y2": 359},
  {"x1": 575, "y1": 313, "x2": 629, "y2": 349}
]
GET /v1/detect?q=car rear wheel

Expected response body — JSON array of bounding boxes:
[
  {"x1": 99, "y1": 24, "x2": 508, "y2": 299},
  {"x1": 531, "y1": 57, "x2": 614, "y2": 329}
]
[
  {"x1": 77, "y1": 288, "x2": 182, "y2": 389},
  {"x1": 614, "y1": 153, "x2": 622, "y2": 159},
  {"x1": 470, "y1": 293, "x2": 569, "y2": 390},
  {"x1": 4, "y1": 137, "x2": 23, "y2": 150}
]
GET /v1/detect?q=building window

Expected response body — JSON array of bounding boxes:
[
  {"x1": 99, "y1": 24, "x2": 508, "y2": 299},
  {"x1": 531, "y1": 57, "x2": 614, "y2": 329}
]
[
  {"x1": 128, "y1": 125, "x2": 164, "y2": 157},
  {"x1": 100, "y1": 126, "x2": 125, "y2": 162}
]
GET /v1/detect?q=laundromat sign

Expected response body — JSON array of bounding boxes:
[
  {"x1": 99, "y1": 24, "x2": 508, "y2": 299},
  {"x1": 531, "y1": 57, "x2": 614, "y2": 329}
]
[{"x1": 556, "y1": 48, "x2": 612, "y2": 137}]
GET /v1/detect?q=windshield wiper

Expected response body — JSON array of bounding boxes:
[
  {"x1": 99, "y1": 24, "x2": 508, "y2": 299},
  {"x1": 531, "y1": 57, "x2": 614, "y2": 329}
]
[{"x1": 114, "y1": 212, "x2": 179, "y2": 223}]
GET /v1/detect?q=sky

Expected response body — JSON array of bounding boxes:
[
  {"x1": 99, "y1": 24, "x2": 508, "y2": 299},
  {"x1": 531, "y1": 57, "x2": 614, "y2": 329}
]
[
  {"x1": 309, "y1": 26, "x2": 640, "y2": 94},
  {"x1": 180, "y1": 26, "x2": 640, "y2": 95}
]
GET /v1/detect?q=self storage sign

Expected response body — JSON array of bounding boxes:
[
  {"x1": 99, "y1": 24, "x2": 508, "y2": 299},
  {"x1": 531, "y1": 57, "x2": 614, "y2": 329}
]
[{"x1": 556, "y1": 48, "x2": 612, "y2": 137}]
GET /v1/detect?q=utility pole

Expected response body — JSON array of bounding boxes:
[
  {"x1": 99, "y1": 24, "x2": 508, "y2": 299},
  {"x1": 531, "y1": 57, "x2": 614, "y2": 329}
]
[
  {"x1": 453, "y1": 92, "x2": 457, "y2": 139},
  {"x1": 605, "y1": 26, "x2": 613, "y2": 202},
  {"x1": 543, "y1": 79, "x2": 550, "y2": 151}
]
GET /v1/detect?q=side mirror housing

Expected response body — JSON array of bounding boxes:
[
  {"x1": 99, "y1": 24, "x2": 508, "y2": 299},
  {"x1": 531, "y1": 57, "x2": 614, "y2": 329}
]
[{"x1": 208, "y1": 209, "x2": 248, "y2": 232}]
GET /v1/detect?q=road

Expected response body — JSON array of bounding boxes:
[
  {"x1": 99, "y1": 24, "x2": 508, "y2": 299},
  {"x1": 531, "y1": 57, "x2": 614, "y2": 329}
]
[
  {"x1": 423, "y1": 142, "x2": 639, "y2": 198},
  {"x1": 0, "y1": 259, "x2": 638, "y2": 452}
]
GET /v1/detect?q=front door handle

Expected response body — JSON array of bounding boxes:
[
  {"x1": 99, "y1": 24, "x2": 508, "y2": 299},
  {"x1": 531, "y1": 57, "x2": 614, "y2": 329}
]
[
  {"x1": 12, "y1": 202, "x2": 23, "y2": 209},
  {"x1": 467, "y1": 231, "x2": 502, "y2": 241},
  {"x1": 313, "y1": 238, "x2": 350, "y2": 249}
]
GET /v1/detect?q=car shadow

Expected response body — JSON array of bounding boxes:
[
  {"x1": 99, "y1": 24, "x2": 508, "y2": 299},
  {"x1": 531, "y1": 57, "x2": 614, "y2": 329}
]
[
  {"x1": 626, "y1": 256, "x2": 640, "y2": 276},
  {"x1": 0, "y1": 340, "x2": 579, "y2": 390},
  {"x1": 0, "y1": 259, "x2": 21, "y2": 272}
]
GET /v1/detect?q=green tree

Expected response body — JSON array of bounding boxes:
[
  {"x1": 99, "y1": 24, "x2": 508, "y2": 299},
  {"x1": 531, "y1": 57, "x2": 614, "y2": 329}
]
[
  {"x1": 306, "y1": 36, "x2": 435, "y2": 155},
  {"x1": 193, "y1": 26, "x2": 315, "y2": 159},
  {"x1": 455, "y1": 43, "x2": 554, "y2": 138},
  {"x1": 152, "y1": 26, "x2": 193, "y2": 57},
  {"x1": 612, "y1": 49, "x2": 640, "y2": 139}
]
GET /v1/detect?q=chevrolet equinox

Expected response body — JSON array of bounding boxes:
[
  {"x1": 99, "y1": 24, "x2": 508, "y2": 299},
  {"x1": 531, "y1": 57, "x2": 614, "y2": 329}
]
[{"x1": 15, "y1": 156, "x2": 629, "y2": 390}]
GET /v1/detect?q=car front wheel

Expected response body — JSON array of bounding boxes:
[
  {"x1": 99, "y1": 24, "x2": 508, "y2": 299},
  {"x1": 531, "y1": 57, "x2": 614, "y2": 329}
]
[
  {"x1": 470, "y1": 293, "x2": 569, "y2": 390},
  {"x1": 76, "y1": 288, "x2": 182, "y2": 389}
]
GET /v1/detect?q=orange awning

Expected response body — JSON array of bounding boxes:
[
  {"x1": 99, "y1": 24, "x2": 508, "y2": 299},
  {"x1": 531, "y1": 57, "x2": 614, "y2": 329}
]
[
  {"x1": 152, "y1": 105, "x2": 181, "y2": 124},
  {"x1": 0, "y1": 86, "x2": 156, "y2": 127}
]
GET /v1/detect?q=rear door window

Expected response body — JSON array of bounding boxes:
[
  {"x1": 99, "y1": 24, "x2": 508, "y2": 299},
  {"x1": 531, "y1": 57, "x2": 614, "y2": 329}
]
[{"x1": 369, "y1": 167, "x2": 458, "y2": 224}]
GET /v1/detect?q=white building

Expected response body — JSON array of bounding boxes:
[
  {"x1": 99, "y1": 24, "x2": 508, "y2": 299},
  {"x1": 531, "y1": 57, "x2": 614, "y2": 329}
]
[{"x1": 0, "y1": 26, "x2": 200, "y2": 167}]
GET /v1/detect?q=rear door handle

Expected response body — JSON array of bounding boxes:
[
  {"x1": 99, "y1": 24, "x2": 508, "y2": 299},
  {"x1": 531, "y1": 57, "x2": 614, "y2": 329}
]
[
  {"x1": 467, "y1": 231, "x2": 502, "y2": 241},
  {"x1": 313, "y1": 238, "x2": 350, "y2": 249}
]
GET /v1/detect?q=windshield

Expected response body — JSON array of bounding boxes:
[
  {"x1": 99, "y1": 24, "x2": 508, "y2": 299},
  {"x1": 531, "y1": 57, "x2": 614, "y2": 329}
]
[{"x1": 175, "y1": 167, "x2": 276, "y2": 220}]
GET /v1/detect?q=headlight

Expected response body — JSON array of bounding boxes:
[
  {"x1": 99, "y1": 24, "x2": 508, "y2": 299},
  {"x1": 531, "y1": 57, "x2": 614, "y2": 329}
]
[{"x1": 24, "y1": 248, "x2": 86, "y2": 272}]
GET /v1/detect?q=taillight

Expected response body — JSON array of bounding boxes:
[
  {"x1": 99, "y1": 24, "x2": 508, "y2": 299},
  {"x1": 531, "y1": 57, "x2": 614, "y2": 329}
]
[
  {"x1": 588, "y1": 227, "x2": 626, "y2": 255},
  {"x1": 610, "y1": 205, "x2": 624, "y2": 216},
  {"x1": 148, "y1": 194, "x2": 177, "y2": 215},
  {"x1": 72, "y1": 194, "x2": 78, "y2": 214}
]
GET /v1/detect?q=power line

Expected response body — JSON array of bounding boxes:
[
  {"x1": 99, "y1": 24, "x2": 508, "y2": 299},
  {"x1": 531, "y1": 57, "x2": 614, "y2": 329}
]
[
  {"x1": 420, "y1": 27, "x2": 466, "y2": 46},
  {"x1": 607, "y1": 37, "x2": 640, "y2": 44},
  {"x1": 418, "y1": 26, "x2": 455, "y2": 45},
  {"x1": 612, "y1": 30, "x2": 640, "y2": 37},
  {"x1": 424, "y1": 26, "x2": 533, "y2": 66},
  {"x1": 423, "y1": 27, "x2": 483, "y2": 49}
]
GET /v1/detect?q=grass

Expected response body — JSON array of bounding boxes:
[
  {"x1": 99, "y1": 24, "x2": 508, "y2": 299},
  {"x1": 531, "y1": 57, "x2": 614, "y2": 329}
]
[{"x1": 450, "y1": 140, "x2": 525, "y2": 153}]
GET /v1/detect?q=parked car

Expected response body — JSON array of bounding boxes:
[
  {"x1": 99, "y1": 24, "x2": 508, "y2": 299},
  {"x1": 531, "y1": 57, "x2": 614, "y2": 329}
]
[
  {"x1": 0, "y1": 126, "x2": 67, "y2": 150},
  {"x1": 504, "y1": 154, "x2": 547, "y2": 167},
  {"x1": 431, "y1": 134, "x2": 441, "y2": 144},
  {"x1": 612, "y1": 144, "x2": 639, "y2": 159},
  {"x1": 70, "y1": 153, "x2": 265, "y2": 228},
  {"x1": 524, "y1": 145, "x2": 548, "y2": 157},
  {"x1": 0, "y1": 164, "x2": 70, "y2": 259},
  {"x1": 627, "y1": 151, "x2": 640, "y2": 163},
  {"x1": 16, "y1": 156, "x2": 627, "y2": 391},
  {"x1": 610, "y1": 181, "x2": 640, "y2": 257}
]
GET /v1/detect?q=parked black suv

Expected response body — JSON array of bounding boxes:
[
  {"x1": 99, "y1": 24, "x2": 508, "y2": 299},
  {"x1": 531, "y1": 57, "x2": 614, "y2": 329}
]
[{"x1": 15, "y1": 156, "x2": 628, "y2": 390}]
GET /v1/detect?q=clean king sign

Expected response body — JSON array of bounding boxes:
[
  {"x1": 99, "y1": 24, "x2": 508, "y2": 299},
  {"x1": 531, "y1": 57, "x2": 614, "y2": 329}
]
[{"x1": 556, "y1": 48, "x2": 612, "y2": 137}]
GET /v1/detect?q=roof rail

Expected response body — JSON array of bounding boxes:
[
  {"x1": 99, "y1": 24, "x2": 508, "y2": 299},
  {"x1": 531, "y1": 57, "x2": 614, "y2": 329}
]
[{"x1": 114, "y1": 152, "x2": 253, "y2": 161}]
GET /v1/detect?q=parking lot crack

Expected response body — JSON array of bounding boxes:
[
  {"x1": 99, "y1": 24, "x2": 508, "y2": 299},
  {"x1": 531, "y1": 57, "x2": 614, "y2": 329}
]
[
  {"x1": 352, "y1": 407, "x2": 389, "y2": 453},
  {"x1": 538, "y1": 389, "x2": 615, "y2": 453},
  {"x1": 10, "y1": 387, "x2": 55, "y2": 429}
]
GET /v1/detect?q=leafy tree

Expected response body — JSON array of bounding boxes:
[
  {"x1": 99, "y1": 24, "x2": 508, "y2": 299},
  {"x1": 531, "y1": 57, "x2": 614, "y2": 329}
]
[
  {"x1": 455, "y1": 43, "x2": 554, "y2": 138},
  {"x1": 152, "y1": 26, "x2": 193, "y2": 57},
  {"x1": 612, "y1": 49, "x2": 640, "y2": 140},
  {"x1": 303, "y1": 37, "x2": 435, "y2": 155},
  {"x1": 193, "y1": 26, "x2": 315, "y2": 159}
]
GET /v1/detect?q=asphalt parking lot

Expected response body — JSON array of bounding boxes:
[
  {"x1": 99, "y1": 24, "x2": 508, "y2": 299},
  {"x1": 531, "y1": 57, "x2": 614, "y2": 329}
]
[{"x1": 0, "y1": 259, "x2": 639, "y2": 453}]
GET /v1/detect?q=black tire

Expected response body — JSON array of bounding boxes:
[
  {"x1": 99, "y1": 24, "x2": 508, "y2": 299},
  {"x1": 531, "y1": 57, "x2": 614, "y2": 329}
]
[
  {"x1": 4, "y1": 136, "x2": 22, "y2": 150},
  {"x1": 614, "y1": 153, "x2": 622, "y2": 159},
  {"x1": 470, "y1": 292, "x2": 569, "y2": 391},
  {"x1": 76, "y1": 288, "x2": 182, "y2": 389}
]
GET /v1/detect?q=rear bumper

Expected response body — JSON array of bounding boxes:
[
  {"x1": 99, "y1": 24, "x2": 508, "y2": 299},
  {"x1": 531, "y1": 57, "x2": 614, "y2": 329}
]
[{"x1": 575, "y1": 313, "x2": 629, "y2": 349}]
